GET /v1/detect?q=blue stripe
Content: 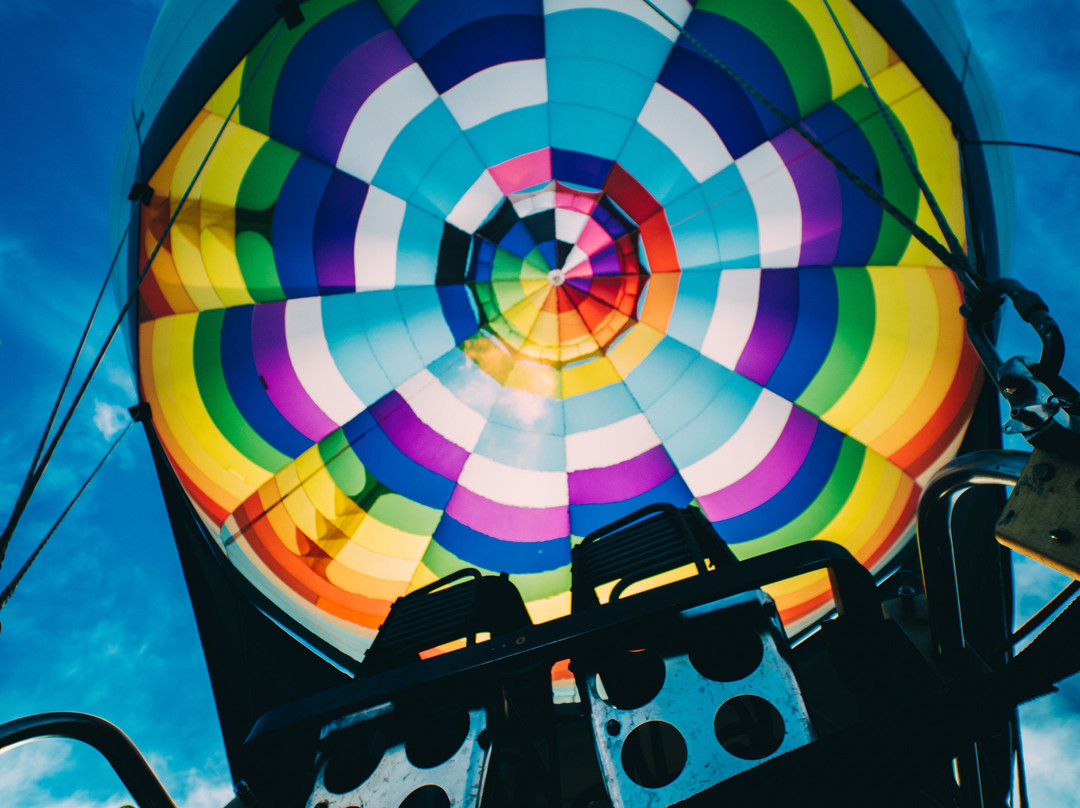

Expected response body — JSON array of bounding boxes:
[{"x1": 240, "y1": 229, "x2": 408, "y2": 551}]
[
  {"x1": 321, "y1": 296, "x2": 395, "y2": 404},
  {"x1": 475, "y1": 420, "x2": 565, "y2": 471},
  {"x1": 569, "y1": 472, "x2": 693, "y2": 537},
  {"x1": 433, "y1": 514, "x2": 569, "y2": 573},
  {"x1": 269, "y1": 2, "x2": 391, "y2": 150},
  {"x1": 356, "y1": 292, "x2": 425, "y2": 386},
  {"x1": 394, "y1": 287, "x2": 459, "y2": 365},
  {"x1": 436, "y1": 285, "x2": 480, "y2": 345},
  {"x1": 713, "y1": 423, "x2": 844, "y2": 542},
  {"x1": 767, "y1": 268, "x2": 838, "y2": 401},
  {"x1": 621, "y1": 336, "x2": 697, "y2": 410},
  {"x1": 219, "y1": 306, "x2": 312, "y2": 457},
  {"x1": 343, "y1": 408, "x2": 456, "y2": 509},
  {"x1": 314, "y1": 171, "x2": 368, "y2": 294},
  {"x1": 419, "y1": 15, "x2": 544, "y2": 93},
  {"x1": 397, "y1": 0, "x2": 541, "y2": 56},
  {"x1": 662, "y1": 371, "x2": 761, "y2": 468},
  {"x1": 681, "y1": 12, "x2": 798, "y2": 140},
  {"x1": 659, "y1": 48, "x2": 765, "y2": 160},
  {"x1": 563, "y1": 380, "x2": 642, "y2": 433},
  {"x1": 806, "y1": 102, "x2": 883, "y2": 265},
  {"x1": 272, "y1": 155, "x2": 331, "y2": 298},
  {"x1": 644, "y1": 354, "x2": 729, "y2": 441}
]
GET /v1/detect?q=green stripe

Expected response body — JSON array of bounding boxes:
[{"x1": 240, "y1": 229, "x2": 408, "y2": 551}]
[
  {"x1": 320, "y1": 428, "x2": 372, "y2": 497},
  {"x1": 696, "y1": 0, "x2": 831, "y2": 119},
  {"x1": 239, "y1": 0, "x2": 357, "y2": 133},
  {"x1": 236, "y1": 140, "x2": 297, "y2": 302},
  {"x1": 376, "y1": 0, "x2": 423, "y2": 27},
  {"x1": 836, "y1": 88, "x2": 920, "y2": 264},
  {"x1": 728, "y1": 436, "x2": 866, "y2": 556},
  {"x1": 796, "y1": 268, "x2": 875, "y2": 415},
  {"x1": 192, "y1": 310, "x2": 291, "y2": 471}
]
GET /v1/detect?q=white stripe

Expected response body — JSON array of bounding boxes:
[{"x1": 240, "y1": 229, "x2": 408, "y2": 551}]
[
  {"x1": 555, "y1": 208, "x2": 591, "y2": 245},
  {"x1": 543, "y1": 0, "x2": 691, "y2": 42},
  {"x1": 682, "y1": 391, "x2": 792, "y2": 494},
  {"x1": 354, "y1": 187, "x2": 406, "y2": 290},
  {"x1": 337, "y1": 64, "x2": 439, "y2": 182},
  {"x1": 446, "y1": 170, "x2": 504, "y2": 234},
  {"x1": 459, "y1": 453, "x2": 569, "y2": 508},
  {"x1": 396, "y1": 370, "x2": 486, "y2": 452},
  {"x1": 562, "y1": 245, "x2": 590, "y2": 272},
  {"x1": 565, "y1": 413, "x2": 662, "y2": 472},
  {"x1": 512, "y1": 187, "x2": 556, "y2": 217},
  {"x1": 442, "y1": 59, "x2": 548, "y2": 130},
  {"x1": 699, "y1": 270, "x2": 760, "y2": 370},
  {"x1": 637, "y1": 84, "x2": 733, "y2": 182},
  {"x1": 285, "y1": 298, "x2": 366, "y2": 425},
  {"x1": 737, "y1": 143, "x2": 802, "y2": 268}
]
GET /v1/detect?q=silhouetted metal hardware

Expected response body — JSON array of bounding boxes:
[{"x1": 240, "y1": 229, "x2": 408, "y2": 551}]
[{"x1": 996, "y1": 447, "x2": 1080, "y2": 579}]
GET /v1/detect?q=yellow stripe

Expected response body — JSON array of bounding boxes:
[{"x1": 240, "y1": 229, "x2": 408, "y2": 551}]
[
  {"x1": 562, "y1": 356, "x2": 622, "y2": 397},
  {"x1": 822, "y1": 268, "x2": 908, "y2": 432},
  {"x1": 870, "y1": 269, "x2": 964, "y2": 457},
  {"x1": 205, "y1": 59, "x2": 245, "y2": 118},
  {"x1": 788, "y1": 0, "x2": 888, "y2": 102},
  {"x1": 170, "y1": 115, "x2": 228, "y2": 311},
  {"x1": 849, "y1": 268, "x2": 939, "y2": 446},
  {"x1": 168, "y1": 314, "x2": 271, "y2": 489},
  {"x1": 607, "y1": 321, "x2": 663, "y2": 377},
  {"x1": 200, "y1": 124, "x2": 266, "y2": 307},
  {"x1": 868, "y1": 64, "x2": 965, "y2": 265},
  {"x1": 149, "y1": 317, "x2": 266, "y2": 507}
]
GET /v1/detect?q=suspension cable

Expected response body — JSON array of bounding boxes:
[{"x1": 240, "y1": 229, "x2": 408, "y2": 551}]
[
  {"x1": 0, "y1": 218, "x2": 133, "y2": 569},
  {"x1": 0, "y1": 422, "x2": 133, "y2": 615},
  {"x1": 820, "y1": 0, "x2": 973, "y2": 281},
  {"x1": 965, "y1": 139, "x2": 1080, "y2": 160},
  {"x1": 0, "y1": 17, "x2": 286, "y2": 570}
]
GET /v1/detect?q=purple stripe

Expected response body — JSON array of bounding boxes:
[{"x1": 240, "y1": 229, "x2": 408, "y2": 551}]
[
  {"x1": 370, "y1": 391, "x2": 469, "y2": 480},
  {"x1": 306, "y1": 31, "x2": 416, "y2": 164},
  {"x1": 568, "y1": 444, "x2": 678, "y2": 504},
  {"x1": 773, "y1": 128, "x2": 841, "y2": 266},
  {"x1": 314, "y1": 172, "x2": 368, "y2": 293},
  {"x1": 697, "y1": 407, "x2": 816, "y2": 519},
  {"x1": 445, "y1": 487, "x2": 569, "y2": 542},
  {"x1": 252, "y1": 302, "x2": 338, "y2": 441},
  {"x1": 734, "y1": 269, "x2": 798, "y2": 386}
]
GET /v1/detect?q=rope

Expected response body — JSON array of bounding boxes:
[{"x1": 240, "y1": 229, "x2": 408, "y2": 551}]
[
  {"x1": 636, "y1": 0, "x2": 969, "y2": 285},
  {"x1": 0, "y1": 214, "x2": 133, "y2": 567},
  {"x1": 820, "y1": 0, "x2": 974, "y2": 284},
  {"x1": 0, "y1": 423, "x2": 133, "y2": 615},
  {"x1": 965, "y1": 139, "x2": 1080, "y2": 160},
  {"x1": 0, "y1": 17, "x2": 286, "y2": 573}
]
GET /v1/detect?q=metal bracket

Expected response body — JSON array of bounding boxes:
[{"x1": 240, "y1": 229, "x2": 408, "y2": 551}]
[{"x1": 996, "y1": 447, "x2": 1080, "y2": 579}]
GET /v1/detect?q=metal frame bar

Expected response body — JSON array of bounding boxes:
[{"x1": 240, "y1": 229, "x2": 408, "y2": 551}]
[{"x1": 0, "y1": 712, "x2": 176, "y2": 808}]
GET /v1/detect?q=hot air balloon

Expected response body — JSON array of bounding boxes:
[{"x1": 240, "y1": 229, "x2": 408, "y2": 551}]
[{"x1": 102, "y1": 0, "x2": 1023, "y2": 804}]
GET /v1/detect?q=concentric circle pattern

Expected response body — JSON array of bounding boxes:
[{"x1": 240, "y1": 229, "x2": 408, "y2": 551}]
[{"x1": 135, "y1": 0, "x2": 980, "y2": 660}]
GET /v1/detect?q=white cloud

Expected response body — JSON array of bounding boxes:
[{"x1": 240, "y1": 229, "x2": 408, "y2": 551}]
[
  {"x1": 0, "y1": 742, "x2": 128, "y2": 808},
  {"x1": 92, "y1": 401, "x2": 130, "y2": 440},
  {"x1": 105, "y1": 363, "x2": 137, "y2": 402},
  {"x1": 1018, "y1": 694, "x2": 1080, "y2": 806}
]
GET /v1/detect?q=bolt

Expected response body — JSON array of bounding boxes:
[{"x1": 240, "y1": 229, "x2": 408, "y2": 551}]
[
  {"x1": 606, "y1": 719, "x2": 621, "y2": 737},
  {"x1": 515, "y1": 636, "x2": 526, "y2": 646},
  {"x1": 1050, "y1": 529, "x2": 1073, "y2": 543},
  {"x1": 1033, "y1": 462, "x2": 1056, "y2": 482},
  {"x1": 898, "y1": 584, "x2": 917, "y2": 598}
]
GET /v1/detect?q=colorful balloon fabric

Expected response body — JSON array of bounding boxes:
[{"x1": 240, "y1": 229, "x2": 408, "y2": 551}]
[{"x1": 135, "y1": 0, "x2": 980, "y2": 660}]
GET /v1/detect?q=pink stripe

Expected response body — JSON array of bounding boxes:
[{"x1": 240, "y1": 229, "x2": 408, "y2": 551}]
[
  {"x1": 491, "y1": 148, "x2": 552, "y2": 195},
  {"x1": 445, "y1": 486, "x2": 569, "y2": 541},
  {"x1": 252, "y1": 302, "x2": 338, "y2": 441},
  {"x1": 696, "y1": 408, "x2": 817, "y2": 520},
  {"x1": 576, "y1": 218, "x2": 614, "y2": 257}
]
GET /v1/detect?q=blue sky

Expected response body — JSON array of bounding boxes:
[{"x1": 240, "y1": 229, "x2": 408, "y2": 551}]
[{"x1": 1, "y1": 1, "x2": 1079, "y2": 806}]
